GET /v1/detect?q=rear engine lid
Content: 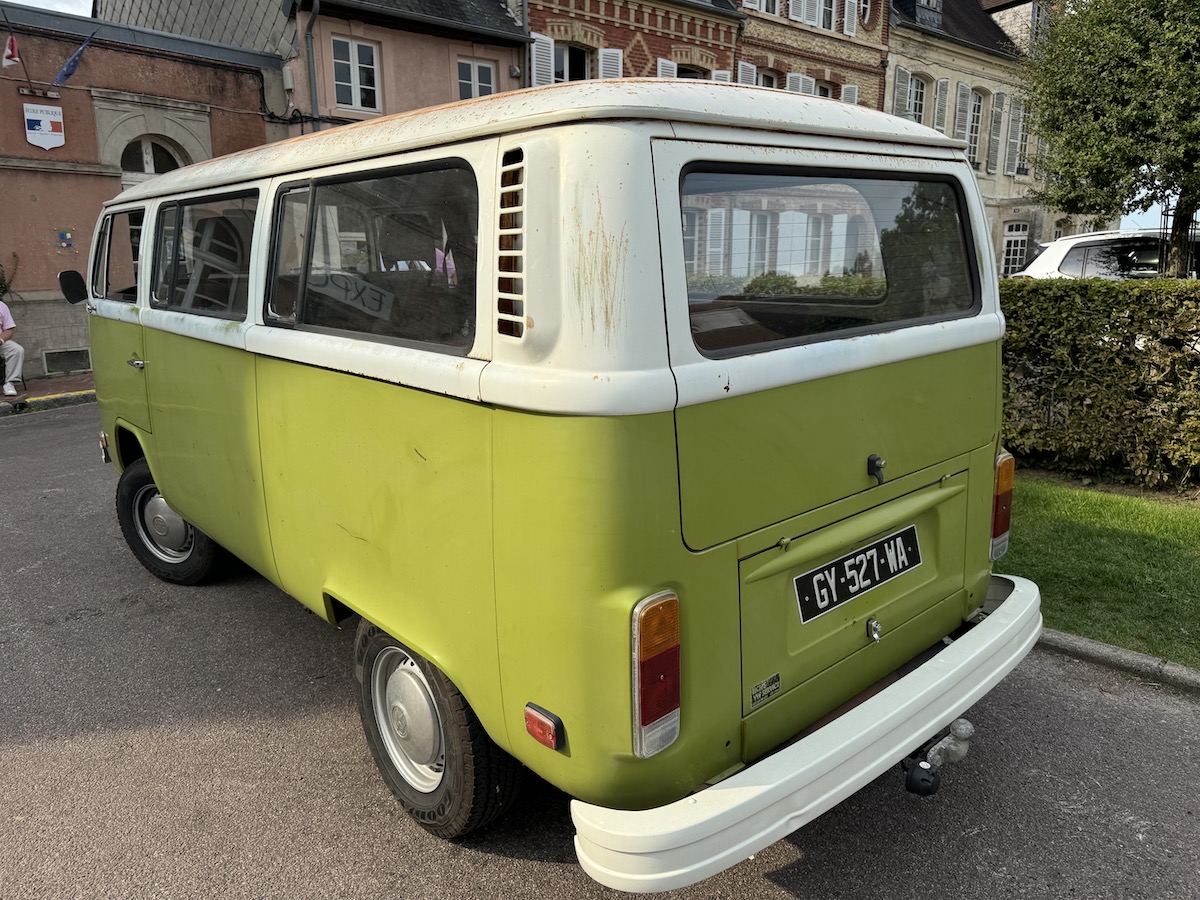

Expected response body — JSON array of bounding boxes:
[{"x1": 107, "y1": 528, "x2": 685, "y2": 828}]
[{"x1": 675, "y1": 343, "x2": 998, "y2": 550}]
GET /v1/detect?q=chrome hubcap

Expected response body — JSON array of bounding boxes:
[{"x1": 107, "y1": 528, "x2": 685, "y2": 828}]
[
  {"x1": 372, "y1": 646, "x2": 444, "y2": 793},
  {"x1": 133, "y1": 484, "x2": 194, "y2": 563}
]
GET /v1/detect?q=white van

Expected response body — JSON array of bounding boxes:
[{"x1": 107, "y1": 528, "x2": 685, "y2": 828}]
[{"x1": 62, "y1": 80, "x2": 1041, "y2": 892}]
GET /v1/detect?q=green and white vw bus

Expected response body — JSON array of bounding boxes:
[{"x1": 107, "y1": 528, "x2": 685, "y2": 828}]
[{"x1": 62, "y1": 80, "x2": 1041, "y2": 892}]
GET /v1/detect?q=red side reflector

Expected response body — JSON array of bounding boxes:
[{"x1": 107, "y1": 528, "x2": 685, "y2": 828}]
[{"x1": 524, "y1": 703, "x2": 564, "y2": 751}]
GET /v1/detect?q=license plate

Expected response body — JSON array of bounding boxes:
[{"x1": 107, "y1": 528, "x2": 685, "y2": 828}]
[{"x1": 794, "y1": 525, "x2": 922, "y2": 623}]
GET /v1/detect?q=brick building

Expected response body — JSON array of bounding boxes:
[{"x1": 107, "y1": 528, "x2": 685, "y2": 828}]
[
  {"x1": 527, "y1": 0, "x2": 742, "y2": 83},
  {"x1": 94, "y1": 0, "x2": 528, "y2": 135},
  {"x1": 0, "y1": 4, "x2": 284, "y2": 377},
  {"x1": 737, "y1": 0, "x2": 888, "y2": 109}
]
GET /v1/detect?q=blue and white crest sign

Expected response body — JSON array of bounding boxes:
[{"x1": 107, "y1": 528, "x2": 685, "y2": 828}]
[{"x1": 25, "y1": 104, "x2": 65, "y2": 150}]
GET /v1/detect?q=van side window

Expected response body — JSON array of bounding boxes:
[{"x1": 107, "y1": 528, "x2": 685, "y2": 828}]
[
  {"x1": 151, "y1": 193, "x2": 257, "y2": 319},
  {"x1": 93, "y1": 209, "x2": 144, "y2": 303},
  {"x1": 682, "y1": 170, "x2": 977, "y2": 356},
  {"x1": 267, "y1": 163, "x2": 477, "y2": 353}
]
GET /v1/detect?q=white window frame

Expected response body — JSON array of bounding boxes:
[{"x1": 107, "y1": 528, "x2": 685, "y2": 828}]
[
  {"x1": 909, "y1": 75, "x2": 927, "y2": 124},
  {"x1": 331, "y1": 36, "x2": 381, "y2": 112},
  {"x1": 1002, "y1": 222, "x2": 1030, "y2": 276},
  {"x1": 820, "y1": 0, "x2": 835, "y2": 29},
  {"x1": 457, "y1": 58, "x2": 498, "y2": 100},
  {"x1": 967, "y1": 90, "x2": 985, "y2": 168}
]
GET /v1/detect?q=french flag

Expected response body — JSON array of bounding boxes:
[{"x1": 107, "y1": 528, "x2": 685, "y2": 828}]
[
  {"x1": 27, "y1": 116, "x2": 64, "y2": 134},
  {"x1": 2, "y1": 34, "x2": 18, "y2": 68}
]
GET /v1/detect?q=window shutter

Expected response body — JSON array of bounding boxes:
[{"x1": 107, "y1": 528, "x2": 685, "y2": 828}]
[
  {"x1": 843, "y1": 0, "x2": 858, "y2": 35},
  {"x1": 530, "y1": 33, "x2": 554, "y2": 87},
  {"x1": 657, "y1": 58, "x2": 678, "y2": 78},
  {"x1": 737, "y1": 61, "x2": 757, "y2": 84},
  {"x1": 953, "y1": 81, "x2": 972, "y2": 141},
  {"x1": 706, "y1": 208, "x2": 727, "y2": 275},
  {"x1": 841, "y1": 83, "x2": 859, "y2": 105},
  {"x1": 986, "y1": 93, "x2": 1005, "y2": 174},
  {"x1": 786, "y1": 72, "x2": 816, "y2": 94},
  {"x1": 743, "y1": 0, "x2": 761, "y2": 8},
  {"x1": 598, "y1": 48, "x2": 624, "y2": 79},
  {"x1": 893, "y1": 66, "x2": 910, "y2": 117},
  {"x1": 802, "y1": 0, "x2": 820, "y2": 25},
  {"x1": 933, "y1": 77, "x2": 949, "y2": 132},
  {"x1": 788, "y1": 0, "x2": 804, "y2": 20},
  {"x1": 712, "y1": 69, "x2": 732, "y2": 82},
  {"x1": 1005, "y1": 99, "x2": 1025, "y2": 175}
]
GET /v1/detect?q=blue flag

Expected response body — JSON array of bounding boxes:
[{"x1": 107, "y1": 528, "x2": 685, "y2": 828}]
[{"x1": 51, "y1": 32, "x2": 95, "y2": 87}]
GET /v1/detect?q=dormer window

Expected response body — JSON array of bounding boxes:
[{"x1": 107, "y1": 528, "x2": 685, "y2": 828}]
[{"x1": 916, "y1": 0, "x2": 942, "y2": 28}]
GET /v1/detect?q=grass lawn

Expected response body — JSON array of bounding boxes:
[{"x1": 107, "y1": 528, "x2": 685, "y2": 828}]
[{"x1": 996, "y1": 473, "x2": 1200, "y2": 671}]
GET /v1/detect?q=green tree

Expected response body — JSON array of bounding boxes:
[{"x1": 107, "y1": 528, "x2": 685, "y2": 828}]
[{"x1": 1023, "y1": 0, "x2": 1200, "y2": 275}]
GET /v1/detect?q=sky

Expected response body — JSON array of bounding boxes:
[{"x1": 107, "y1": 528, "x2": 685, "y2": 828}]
[{"x1": 15, "y1": 0, "x2": 92, "y2": 15}]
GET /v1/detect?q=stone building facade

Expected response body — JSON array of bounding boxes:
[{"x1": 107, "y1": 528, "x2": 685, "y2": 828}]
[{"x1": 887, "y1": 0, "x2": 1075, "y2": 275}]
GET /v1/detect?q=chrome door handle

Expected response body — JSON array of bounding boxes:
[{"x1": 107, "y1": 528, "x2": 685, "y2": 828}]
[{"x1": 127, "y1": 358, "x2": 145, "y2": 370}]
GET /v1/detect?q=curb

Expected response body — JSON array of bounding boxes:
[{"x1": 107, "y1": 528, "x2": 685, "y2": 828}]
[
  {"x1": 0, "y1": 389, "x2": 97, "y2": 417},
  {"x1": 1039, "y1": 627, "x2": 1200, "y2": 696}
]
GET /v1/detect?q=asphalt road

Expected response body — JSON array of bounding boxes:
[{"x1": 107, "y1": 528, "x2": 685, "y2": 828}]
[{"x1": 3, "y1": 404, "x2": 1199, "y2": 899}]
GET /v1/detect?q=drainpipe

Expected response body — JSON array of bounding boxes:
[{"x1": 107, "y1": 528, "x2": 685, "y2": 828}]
[{"x1": 305, "y1": 0, "x2": 322, "y2": 132}]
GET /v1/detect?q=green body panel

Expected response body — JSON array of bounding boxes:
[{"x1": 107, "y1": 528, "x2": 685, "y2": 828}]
[
  {"x1": 491, "y1": 410, "x2": 743, "y2": 809},
  {"x1": 92, "y1": 329, "x2": 1002, "y2": 812},
  {"x1": 255, "y1": 357, "x2": 505, "y2": 742},
  {"x1": 676, "y1": 344, "x2": 1001, "y2": 550},
  {"x1": 143, "y1": 328, "x2": 278, "y2": 584},
  {"x1": 88, "y1": 309, "x2": 151, "y2": 447}
]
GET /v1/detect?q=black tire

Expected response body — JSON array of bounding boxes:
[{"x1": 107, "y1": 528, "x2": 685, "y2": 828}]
[
  {"x1": 354, "y1": 618, "x2": 522, "y2": 838},
  {"x1": 115, "y1": 458, "x2": 225, "y2": 586}
]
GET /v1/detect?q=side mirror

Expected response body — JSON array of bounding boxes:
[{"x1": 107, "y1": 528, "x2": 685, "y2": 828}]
[{"x1": 59, "y1": 269, "x2": 89, "y2": 305}]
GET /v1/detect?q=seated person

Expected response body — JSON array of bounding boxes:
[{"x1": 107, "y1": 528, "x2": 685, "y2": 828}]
[{"x1": 0, "y1": 298, "x2": 24, "y2": 397}]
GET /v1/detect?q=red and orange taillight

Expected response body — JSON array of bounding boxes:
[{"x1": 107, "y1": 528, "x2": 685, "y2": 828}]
[
  {"x1": 991, "y1": 451, "x2": 1014, "y2": 560},
  {"x1": 632, "y1": 591, "x2": 681, "y2": 758}
]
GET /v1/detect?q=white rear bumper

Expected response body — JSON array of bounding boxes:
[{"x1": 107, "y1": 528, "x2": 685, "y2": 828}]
[{"x1": 572, "y1": 574, "x2": 1042, "y2": 893}]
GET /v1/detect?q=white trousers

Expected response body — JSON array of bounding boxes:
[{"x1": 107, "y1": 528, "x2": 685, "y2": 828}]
[{"x1": 1, "y1": 338, "x2": 24, "y2": 384}]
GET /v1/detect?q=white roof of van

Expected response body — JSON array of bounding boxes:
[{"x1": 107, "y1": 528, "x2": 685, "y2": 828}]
[{"x1": 113, "y1": 80, "x2": 964, "y2": 203}]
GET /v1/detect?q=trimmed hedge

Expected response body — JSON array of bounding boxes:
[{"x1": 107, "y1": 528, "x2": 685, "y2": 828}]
[{"x1": 1001, "y1": 279, "x2": 1200, "y2": 487}]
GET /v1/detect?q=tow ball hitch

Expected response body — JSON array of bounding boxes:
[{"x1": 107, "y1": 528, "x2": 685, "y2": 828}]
[{"x1": 902, "y1": 718, "x2": 975, "y2": 796}]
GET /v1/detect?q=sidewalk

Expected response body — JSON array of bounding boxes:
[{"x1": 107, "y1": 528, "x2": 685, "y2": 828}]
[{"x1": 0, "y1": 369, "x2": 96, "y2": 417}]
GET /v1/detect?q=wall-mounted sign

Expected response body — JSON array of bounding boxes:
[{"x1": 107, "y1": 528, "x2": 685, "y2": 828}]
[{"x1": 25, "y1": 103, "x2": 64, "y2": 150}]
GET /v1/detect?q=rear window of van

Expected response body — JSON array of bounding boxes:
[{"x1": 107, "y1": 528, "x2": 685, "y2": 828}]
[{"x1": 681, "y1": 169, "x2": 978, "y2": 356}]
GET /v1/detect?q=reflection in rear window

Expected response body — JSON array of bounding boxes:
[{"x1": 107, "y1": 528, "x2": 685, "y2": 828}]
[{"x1": 682, "y1": 170, "x2": 978, "y2": 356}]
